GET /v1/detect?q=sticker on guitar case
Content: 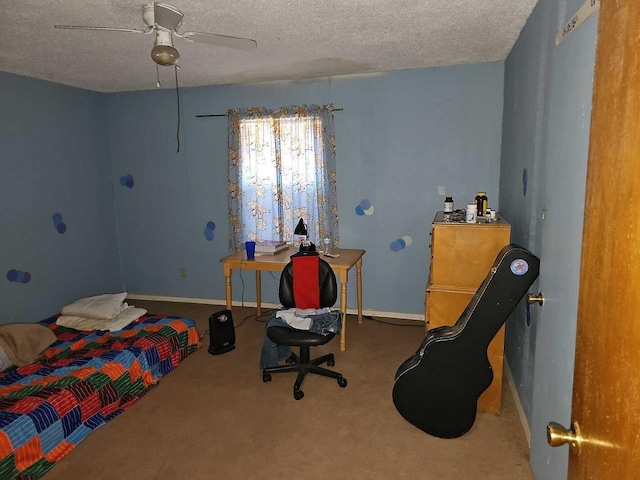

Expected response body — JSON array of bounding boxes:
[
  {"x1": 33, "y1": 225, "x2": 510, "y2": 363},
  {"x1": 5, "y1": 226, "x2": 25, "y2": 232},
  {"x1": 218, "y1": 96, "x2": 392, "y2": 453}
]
[{"x1": 510, "y1": 259, "x2": 529, "y2": 276}]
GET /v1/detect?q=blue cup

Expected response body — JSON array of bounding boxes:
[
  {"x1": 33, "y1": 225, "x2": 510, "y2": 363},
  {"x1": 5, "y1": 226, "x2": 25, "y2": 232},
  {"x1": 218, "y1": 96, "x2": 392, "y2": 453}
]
[{"x1": 245, "y1": 241, "x2": 256, "y2": 260}]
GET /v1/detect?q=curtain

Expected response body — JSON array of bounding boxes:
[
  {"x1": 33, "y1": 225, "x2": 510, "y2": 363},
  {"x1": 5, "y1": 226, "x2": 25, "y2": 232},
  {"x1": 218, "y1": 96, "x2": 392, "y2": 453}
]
[{"x1": 227, "y1": 105, "x2": 338, "y2": 251}]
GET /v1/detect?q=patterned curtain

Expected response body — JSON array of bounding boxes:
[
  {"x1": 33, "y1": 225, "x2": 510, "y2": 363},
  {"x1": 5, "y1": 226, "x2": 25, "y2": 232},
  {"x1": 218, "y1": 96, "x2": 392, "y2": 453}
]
[{"x1": 227, "y1": 105, "x2": 338, "y2": 251}]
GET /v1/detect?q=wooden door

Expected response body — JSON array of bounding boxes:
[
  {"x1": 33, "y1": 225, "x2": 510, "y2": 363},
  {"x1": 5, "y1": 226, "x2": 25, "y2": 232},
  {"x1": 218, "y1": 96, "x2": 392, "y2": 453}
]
[{"x1": 559, "y1": 0, "x2": 640, "y2": 477}]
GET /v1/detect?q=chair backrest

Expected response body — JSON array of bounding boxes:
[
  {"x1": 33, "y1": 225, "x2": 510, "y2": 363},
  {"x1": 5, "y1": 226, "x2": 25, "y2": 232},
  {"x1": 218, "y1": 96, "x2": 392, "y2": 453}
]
[{"x1": 279, "y1": 256, "x2": 337, "y2": 309}]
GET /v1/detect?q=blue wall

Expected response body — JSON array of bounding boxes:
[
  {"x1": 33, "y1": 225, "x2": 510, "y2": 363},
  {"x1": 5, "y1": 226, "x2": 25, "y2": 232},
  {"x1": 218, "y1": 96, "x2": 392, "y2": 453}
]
[
  {"x1": 500, "y1": 0, "x2": 597, "y2": 478},
  {"x1": 0, "y1": 72, "x2": 123, "y2": 323},
  {"x1": 1, "y1": 63, "x2": 504, "y2": 321},
  {"x1": 107, "y1": 63, "x2": 505, "y2": 314}
]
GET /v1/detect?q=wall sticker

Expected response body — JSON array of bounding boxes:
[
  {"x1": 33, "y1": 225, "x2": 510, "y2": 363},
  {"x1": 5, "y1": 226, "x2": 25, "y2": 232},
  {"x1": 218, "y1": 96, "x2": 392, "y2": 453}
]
[
  {"x1": 204, "y1": 221, "x2": 216, "y2": 241},
  {"x1": 120, "y1": 174, "x2": 135, "y2": 188},
  {"x1": 7, "y1": 270, "x2": 31, "y2": 284},
  {"x1": 355, "y1": 199, "x2": 374, "y2": 216},
  {"x1": 556, "y1": 0, "x2": 600, "y2": 45},
  {"x1": 52, "y1": 212, "x2": 67, "y2": 234},
  {"x1": 390, "y1": 235, "x2": 413, "y2": 252}
]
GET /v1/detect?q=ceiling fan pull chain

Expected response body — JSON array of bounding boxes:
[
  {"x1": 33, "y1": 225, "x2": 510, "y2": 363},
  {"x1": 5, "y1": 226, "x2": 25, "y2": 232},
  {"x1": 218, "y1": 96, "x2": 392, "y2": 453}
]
[
  {"x1": 175, "y1": 65, "x2": 181, "y2": 153},
  {"x1": 156, "y1": 64, "x2": 161, "y2": 88}
]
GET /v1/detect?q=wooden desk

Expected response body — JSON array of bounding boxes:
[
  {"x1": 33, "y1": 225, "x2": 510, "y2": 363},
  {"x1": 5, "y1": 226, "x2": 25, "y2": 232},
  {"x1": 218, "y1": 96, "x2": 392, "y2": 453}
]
[{"x1": 220, "y1": 247, "x2": 365, "y2": 351}]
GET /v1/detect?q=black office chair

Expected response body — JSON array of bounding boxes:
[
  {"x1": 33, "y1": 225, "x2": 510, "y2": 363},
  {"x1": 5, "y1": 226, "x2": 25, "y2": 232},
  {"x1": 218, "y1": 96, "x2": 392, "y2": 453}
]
[{"x1": 262, "y1": 254, "x2": 347, "y2": 400}]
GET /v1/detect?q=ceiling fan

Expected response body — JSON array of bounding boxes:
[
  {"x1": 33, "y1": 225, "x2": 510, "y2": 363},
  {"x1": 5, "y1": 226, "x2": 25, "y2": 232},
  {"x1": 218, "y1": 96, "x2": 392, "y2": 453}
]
[{"x1": 54, "y1": 2, "x2": 257, "y2": 67}]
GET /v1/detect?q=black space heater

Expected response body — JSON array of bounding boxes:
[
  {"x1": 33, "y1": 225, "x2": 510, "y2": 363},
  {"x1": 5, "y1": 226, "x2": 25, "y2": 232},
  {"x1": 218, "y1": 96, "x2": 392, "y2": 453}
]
[{"x1": 208, "y1": 309, "x2": 236, "y2": 355}]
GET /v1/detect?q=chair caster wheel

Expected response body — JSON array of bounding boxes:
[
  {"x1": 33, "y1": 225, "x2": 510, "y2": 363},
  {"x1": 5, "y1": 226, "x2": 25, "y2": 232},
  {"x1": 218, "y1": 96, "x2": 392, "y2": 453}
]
[
  {"x1": 263, "y1": 373, "x2": 272, "y2": 383},
  {"x1": 337, "y1": 377, "x2": 347, "y2": 388},
  {"x1": 327, "y1": 358, "x2": 335, "y2": 367},
  {"x1": 294, "y1": 389, "x2": 304, "y2": 400}
]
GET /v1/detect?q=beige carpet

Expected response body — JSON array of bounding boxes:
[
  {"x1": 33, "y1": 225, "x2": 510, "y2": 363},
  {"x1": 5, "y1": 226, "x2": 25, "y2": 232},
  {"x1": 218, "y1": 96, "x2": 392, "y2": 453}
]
[{"x1": 43, "y1": 301, "x2": 534, "y2": 480}]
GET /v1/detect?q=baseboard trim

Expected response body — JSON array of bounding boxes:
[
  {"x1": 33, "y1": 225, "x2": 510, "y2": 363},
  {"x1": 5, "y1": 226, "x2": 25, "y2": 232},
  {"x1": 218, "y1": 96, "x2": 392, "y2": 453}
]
[
  {"x1": 504, "y1": 362, "x2": 531, "y2": 447},
  {"x1": 127, "y1": 294, "x2": 229, "y2": 306},
  {"x1": 126, "y1": 293, "x2": 425, "y2": 322}
]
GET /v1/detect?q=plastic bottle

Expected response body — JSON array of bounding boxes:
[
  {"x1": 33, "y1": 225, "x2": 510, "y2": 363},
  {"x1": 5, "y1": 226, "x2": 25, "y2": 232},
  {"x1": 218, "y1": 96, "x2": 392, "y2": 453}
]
[
  {"x1": 444, "y1": 196, "x2": 454, "y2": 213},
  {"x1": 466, "y1": 204, "x2": 477, "y2": 223},
  {"x1": 475, "y1": 192, "x2": 488, "y2": 216},
  {"x1": 323, "y1": 237, "x2": 331, "y2": 255}
]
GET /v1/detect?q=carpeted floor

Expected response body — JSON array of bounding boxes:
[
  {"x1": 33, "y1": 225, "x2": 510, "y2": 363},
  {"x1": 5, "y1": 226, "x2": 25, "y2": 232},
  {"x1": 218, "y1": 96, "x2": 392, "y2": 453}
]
[{"x1": 43, "y1": 301, "x2": 534, "y2": 480}]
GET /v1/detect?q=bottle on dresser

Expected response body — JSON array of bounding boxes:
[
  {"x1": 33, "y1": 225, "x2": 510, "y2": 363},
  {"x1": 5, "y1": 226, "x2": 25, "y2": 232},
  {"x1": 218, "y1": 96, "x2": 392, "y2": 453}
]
[{"x1": 475, "y1": 192, "x2": 488, "y2": 216}]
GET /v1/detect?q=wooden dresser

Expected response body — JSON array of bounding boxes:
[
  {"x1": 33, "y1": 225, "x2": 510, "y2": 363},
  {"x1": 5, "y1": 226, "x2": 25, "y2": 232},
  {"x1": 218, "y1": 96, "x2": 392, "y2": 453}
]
[{"x1": 425, "y1": 211, "x2": 511, "y2": 414}]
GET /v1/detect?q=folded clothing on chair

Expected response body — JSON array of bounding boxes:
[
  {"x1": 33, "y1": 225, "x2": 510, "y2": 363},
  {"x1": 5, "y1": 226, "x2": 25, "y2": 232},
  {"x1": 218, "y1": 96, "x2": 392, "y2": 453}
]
[
  {"x1": 259, "y1": 310, "x2": 343, "y2": 369},
  {"x1": 275, "y1": 307, "x2": 331, "y2": 330}
]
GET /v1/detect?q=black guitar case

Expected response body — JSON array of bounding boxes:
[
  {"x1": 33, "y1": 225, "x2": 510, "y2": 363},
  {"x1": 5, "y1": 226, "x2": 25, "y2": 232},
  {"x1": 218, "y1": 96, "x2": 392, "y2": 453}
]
[{"x1": 392, "y1": 244, "x2": 540, "y2": 438}]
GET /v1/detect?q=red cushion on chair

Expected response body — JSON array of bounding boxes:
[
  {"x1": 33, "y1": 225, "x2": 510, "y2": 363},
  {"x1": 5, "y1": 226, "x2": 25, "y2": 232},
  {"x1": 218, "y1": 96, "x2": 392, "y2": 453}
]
[{"x1": 292, "y1": 255, "x2": 320, "y2": 309}]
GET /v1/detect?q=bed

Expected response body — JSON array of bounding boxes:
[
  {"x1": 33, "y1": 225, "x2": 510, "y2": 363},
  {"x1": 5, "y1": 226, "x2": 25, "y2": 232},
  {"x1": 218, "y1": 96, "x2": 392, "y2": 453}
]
[{"x1": 0, "y1": 313, "x2": 201, "y2": 479}]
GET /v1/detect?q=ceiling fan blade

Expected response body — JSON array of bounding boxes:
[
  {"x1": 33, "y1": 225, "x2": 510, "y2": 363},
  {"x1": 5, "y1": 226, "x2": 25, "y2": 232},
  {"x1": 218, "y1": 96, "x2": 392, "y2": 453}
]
[
  {"x1": 181, "y1": 32, "x2": 257, "y2": 51},
  {"x1": 154, "y1": 2, "x2": 184, "y2": 31},
  {"x1": 54, "y1": 25, "x2": 148, "y2": 34}
]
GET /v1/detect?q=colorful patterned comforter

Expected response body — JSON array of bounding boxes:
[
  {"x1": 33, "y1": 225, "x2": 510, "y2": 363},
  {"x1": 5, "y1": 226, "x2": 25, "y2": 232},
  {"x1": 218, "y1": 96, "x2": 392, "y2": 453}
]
[{"x1": 0, "y1": 314, "x2": 201, "y2": 480}]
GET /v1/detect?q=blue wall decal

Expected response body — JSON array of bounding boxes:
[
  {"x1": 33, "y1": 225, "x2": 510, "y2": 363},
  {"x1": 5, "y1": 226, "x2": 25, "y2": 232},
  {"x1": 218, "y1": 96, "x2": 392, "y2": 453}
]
[
  {"x1": 522, "y1": 168, "x2": 528, "y2": 196},
  {"x1": 120, "y1": 174, "x2": 135, "y2": 188},
  {"x1": 355, "y1": 199, "x2": 374, "y2": 216},
  {"x1": 7, "y1": 269, "x2": 31, "y2": 284},
  {"x1": 390, "y1": 235, "x2": 413, "y2": 252},
  {"x1": 52, "y1": 212, "x2": 67, "y2": 234},
  {"x1": 204, "y1": 221, "x2": 216, "y2": 241}
]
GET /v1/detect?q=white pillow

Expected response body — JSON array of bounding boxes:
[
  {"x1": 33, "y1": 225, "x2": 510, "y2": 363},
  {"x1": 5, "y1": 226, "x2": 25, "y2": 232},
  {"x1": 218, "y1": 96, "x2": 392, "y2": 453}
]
[
  {"x1": 56, "y1": 306, "x2": 148, "y2": 332},
  {"x1": 61, "y1": 292, "x2": 128, "y2": 320}
]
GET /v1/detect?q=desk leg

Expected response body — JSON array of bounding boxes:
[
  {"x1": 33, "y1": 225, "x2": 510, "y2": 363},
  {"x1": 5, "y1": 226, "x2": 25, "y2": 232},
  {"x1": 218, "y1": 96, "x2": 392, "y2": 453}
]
[
  {"x1": 339, "y1": 275, "x2": 347, "y2": 352},
  {"x1": 356, "y1": 258, "x2": 363, "y2": 324},
  {"x1": 225, "y1": 269, "x2": 232, "y2": 310},
  {"x1": 255, "y1": 270, "x2": 262, "y2": 316}
]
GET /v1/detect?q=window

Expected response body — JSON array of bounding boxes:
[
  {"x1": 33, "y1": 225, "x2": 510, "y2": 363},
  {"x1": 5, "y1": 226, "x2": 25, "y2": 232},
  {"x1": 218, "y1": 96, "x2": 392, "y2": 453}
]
[{"x1": 227, "y1": 105, "x2": 338, "y2": 250}]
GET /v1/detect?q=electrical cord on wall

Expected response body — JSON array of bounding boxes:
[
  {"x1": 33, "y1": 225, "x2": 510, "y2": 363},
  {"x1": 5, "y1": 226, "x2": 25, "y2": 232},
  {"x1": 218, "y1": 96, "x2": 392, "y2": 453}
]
[
  {"x1": 231, "y1": 270, "x2": 282, "y2": 327},
  {"x1": 155, "y1": 64, "x2": 181, "y2": 153},
  {"x1": 269, "y1": 271, "x2": 279, "y2": 290},
  {"x1": 254, "y1": 308, "x2": 278, "y2": 323},
  {"x1": 363, "y1": 315, "x2": 424, "y2": 327},
  {"x1": 235, "y1": 309, "x2": 276, "y2": 328},
  {"x1": 238, "y1": 269, "x2": 245, "y2": 307}
]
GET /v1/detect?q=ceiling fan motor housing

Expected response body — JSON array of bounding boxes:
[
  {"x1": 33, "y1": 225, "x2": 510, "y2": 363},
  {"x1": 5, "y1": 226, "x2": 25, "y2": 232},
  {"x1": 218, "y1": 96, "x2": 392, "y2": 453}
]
[{"x1": 151, "y1": 29, "x2": 179, "y2": 66}]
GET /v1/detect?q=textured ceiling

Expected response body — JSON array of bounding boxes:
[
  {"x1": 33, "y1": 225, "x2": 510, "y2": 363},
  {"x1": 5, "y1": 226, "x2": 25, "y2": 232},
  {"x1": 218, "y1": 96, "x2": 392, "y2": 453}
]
[{"x1": 0, "y1": 0, "x2": 538, "y2": 93}]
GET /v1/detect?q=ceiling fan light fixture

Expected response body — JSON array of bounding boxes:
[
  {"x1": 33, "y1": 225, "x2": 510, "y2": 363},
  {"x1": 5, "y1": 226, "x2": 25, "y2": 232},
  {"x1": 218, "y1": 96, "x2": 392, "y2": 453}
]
[{"x1": 151, "y1": 44, "x2": 179, "y2": 65}]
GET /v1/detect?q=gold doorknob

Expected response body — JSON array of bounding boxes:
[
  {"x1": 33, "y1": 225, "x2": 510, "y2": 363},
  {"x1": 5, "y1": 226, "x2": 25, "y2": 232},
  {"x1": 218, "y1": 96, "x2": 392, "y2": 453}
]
[
  {"x1": 547, "y1": 421, "x2": 581, "y2": 455},
  {"x1": 527, "y1": 292, "x2": 545, "y2": 305}
]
